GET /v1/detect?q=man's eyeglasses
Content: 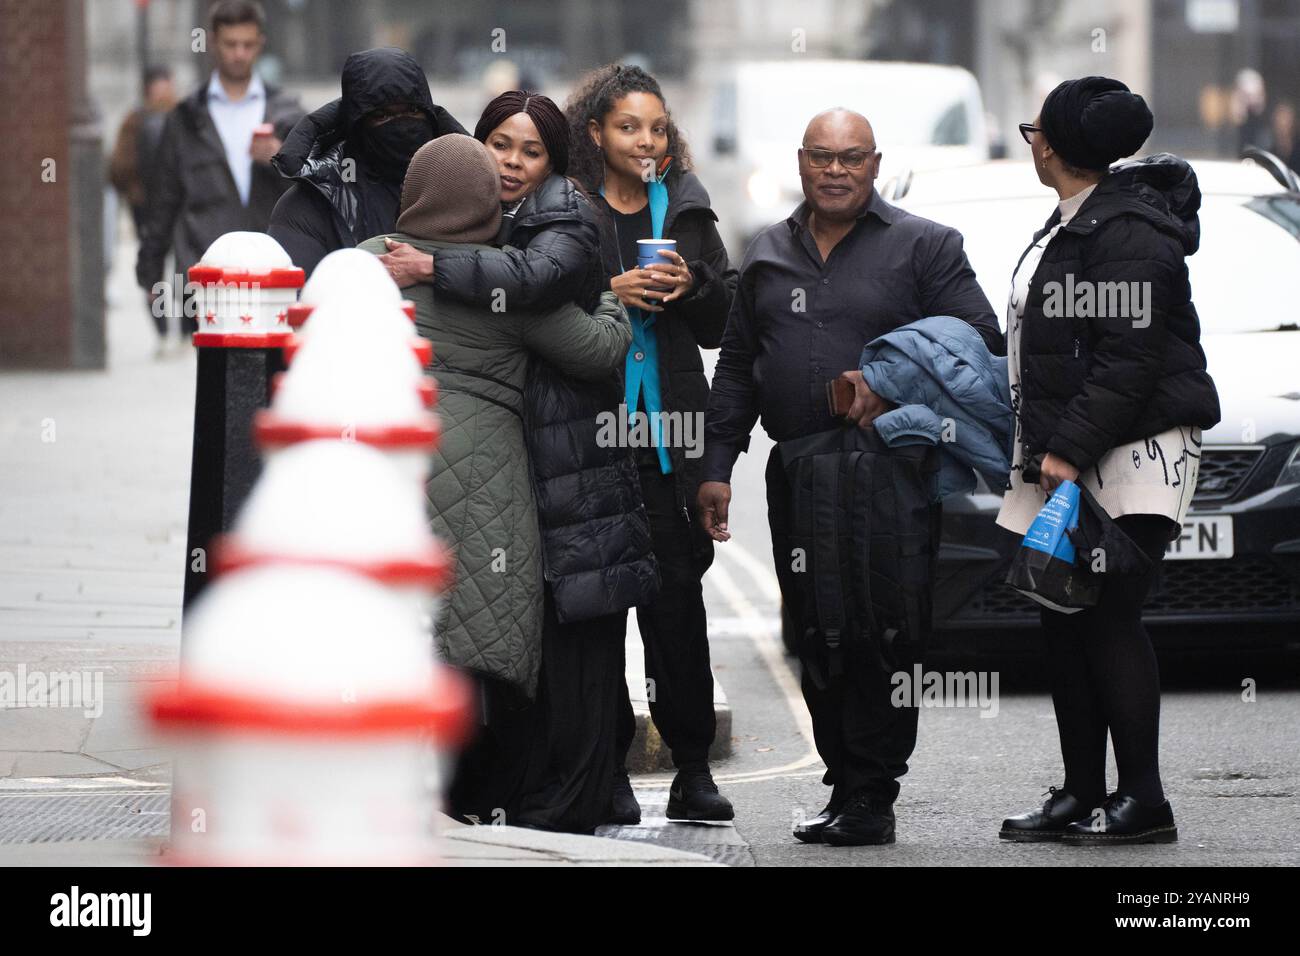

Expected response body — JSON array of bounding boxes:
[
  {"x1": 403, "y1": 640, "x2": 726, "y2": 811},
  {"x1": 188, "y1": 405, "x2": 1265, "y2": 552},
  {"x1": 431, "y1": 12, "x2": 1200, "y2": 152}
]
[
  {"x1": 1018, "y1": 123, "x2": 1041, "y2": 145},
  {"x1": 800, "y1": 147, "x2": 877, "y2": 170}
]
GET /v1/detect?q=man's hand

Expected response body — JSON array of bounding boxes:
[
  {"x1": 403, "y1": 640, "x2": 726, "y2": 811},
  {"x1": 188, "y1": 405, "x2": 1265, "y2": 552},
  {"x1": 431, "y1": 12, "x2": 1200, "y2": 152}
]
[
  {"x1": 697, "y1": 481, "x2": 732, "y2": 542},
  {"x1": 840, "y1": 369, "x2": 891, "y2": 430},
  {"x1": 380, "y1": 238, "x2": 435, "y2": 288},
  {"x1": 1038, "y1": 452, "x2": 1080, "y2": 493},
  {"x1": 249, "y1": 134, "x2": 282, "y2": 165}
]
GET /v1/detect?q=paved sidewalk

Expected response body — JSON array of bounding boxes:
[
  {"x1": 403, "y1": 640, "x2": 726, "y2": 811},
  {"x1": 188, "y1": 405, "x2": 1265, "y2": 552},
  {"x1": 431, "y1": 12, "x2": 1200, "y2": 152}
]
[
  {"x1": 0, "y1": 226, "x2": 726, "y2": 866},
  {"x1": 0, "y1": 245, "x2": 192, "y2": 777},
  {"x1": 0, "y1": 775, "x2": 713, "y2": 867}
]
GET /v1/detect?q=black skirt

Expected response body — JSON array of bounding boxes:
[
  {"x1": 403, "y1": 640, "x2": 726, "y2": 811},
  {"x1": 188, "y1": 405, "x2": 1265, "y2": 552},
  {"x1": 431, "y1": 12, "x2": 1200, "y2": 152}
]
[{"x1": 446, "y1": 592, "x2": 626, "y2": 834}]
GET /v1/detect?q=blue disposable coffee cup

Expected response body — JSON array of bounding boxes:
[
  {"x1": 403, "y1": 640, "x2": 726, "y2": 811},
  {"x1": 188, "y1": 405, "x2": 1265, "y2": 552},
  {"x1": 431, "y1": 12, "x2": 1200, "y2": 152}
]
[
  {"x1": 637, "y1": 239, "x2": 676, "y2": 267},
  {"x1": 638, "y1": 239, "x2": 677, "y2": 292}
]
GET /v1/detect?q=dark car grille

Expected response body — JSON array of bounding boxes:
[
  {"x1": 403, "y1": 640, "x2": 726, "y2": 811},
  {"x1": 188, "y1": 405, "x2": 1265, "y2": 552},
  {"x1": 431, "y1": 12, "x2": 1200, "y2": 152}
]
[
  {"x1": 952, "y1": 557, "x2": 1300, "y2": 623},
  {"x1": 1146, "y1": 557, "x2": 1300, "y2": 614},
  {"x1": 1193, "y1": 447, "x2": 1265, "y2": 501}
]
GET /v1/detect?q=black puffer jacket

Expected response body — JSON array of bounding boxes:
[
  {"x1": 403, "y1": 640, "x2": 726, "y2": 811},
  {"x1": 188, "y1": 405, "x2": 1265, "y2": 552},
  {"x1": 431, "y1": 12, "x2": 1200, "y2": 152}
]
[
  {"x1": 268, "y1": 48, "x2": 466, "y2": 274},
  {"x1": 432, "y1": 175, "x2": 603, "y2": 311},
  {"x1": 590, "y1": 168, "x2": 739, "y2": 513},
  {"x1": 1017, "y1": 153, "x2": 1221, "y2": 472},
  {"x1": 445, "y1": 173, "x2": 660, "y2": 624}
]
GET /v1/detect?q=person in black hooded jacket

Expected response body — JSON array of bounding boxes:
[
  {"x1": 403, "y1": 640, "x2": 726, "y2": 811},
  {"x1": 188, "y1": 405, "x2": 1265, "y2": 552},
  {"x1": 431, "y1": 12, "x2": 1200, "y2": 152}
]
[
  {"x1": 997, "y1": 78, "x2": 1220, "y2": 848},
  {"x1": 566, "y1": 64, "x2": 739, "y2": 826},
  {"x1": 267, "y1": 47, "x2": 466, "y2": 274}
]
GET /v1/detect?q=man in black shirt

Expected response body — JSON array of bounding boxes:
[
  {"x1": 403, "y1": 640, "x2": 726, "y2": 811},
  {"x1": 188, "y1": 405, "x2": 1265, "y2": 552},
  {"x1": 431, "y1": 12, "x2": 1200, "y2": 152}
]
[{"x1": 700, "y1": 108, "x2": 1002, "y2": 845}]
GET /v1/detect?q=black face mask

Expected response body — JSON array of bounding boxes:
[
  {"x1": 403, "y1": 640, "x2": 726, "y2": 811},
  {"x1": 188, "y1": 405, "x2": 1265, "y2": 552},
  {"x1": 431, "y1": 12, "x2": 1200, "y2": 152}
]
[{"x1": 361, "y1": 115, "x2": 434, "y2": 180}]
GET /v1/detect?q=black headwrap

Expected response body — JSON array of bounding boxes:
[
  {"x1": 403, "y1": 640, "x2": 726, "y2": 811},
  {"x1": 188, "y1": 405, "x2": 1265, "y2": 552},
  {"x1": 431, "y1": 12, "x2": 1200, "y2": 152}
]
[{"x1": 1040, "y1": 76, "x2": 1153, "y2": 171}]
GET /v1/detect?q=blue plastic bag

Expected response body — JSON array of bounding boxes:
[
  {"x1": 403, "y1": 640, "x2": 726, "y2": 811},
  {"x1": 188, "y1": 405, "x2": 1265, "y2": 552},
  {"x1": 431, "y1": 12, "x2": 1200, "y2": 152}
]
[{"x1": 1005, "y1": 479, "x2": 1102, "y2": 613}]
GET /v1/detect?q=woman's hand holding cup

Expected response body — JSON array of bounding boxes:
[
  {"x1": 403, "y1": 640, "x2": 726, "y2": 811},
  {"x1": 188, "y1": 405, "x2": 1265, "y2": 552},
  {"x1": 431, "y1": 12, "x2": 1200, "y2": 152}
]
[
  {"x1": 636, "y1": 239, "x2": 692, "y2": 305},
  {"x1": 610, "y1": 269, "x2": 666, "y2": 313}
]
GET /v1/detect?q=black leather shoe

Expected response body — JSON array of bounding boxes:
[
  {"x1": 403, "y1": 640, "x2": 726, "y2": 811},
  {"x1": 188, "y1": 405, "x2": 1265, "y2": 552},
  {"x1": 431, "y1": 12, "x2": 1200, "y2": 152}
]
[
  {"x1": 999, "y1": 786, "x2": 1095, "y2": 842},
  {"x1": 666, "y1": 767, "x2": 735, "y2": 822},
  {"x1": 606, "y1": 767, "x2": 641, "y2": 825},
  {"x1": 1062, "y1": 792, "x2": 1178, "y2": 845},
  {"x1": 793, "y1": 800, "x2": 843, "y2": 844},
  {"x1": 821, "y1": 791, "x2": 896, "y2": 846}
]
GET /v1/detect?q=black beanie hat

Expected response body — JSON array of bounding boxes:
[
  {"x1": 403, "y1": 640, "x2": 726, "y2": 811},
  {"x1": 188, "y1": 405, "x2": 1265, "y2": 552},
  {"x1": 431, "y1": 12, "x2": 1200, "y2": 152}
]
[{"x1": 1040, "y1": 76, "x2": 1153, "y2": 171}]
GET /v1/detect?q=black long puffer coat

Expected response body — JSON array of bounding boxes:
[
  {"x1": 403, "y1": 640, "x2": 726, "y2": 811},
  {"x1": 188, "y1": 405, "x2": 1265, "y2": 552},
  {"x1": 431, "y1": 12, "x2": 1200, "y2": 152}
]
[
  {"x1": 1017, "y1": 153, "x2": 1221, "y2": 472},
  {"x1": 437, "y1": 173, "x2": 660, "y2": 624}
]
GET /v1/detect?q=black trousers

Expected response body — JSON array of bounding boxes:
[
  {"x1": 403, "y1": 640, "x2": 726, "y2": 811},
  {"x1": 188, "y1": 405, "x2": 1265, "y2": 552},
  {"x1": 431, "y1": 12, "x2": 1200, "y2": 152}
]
[
  {"x1": 765, "y1": 444, "x2": 934, "y2": 804},
  {"x1": 129, "y1": 205, "x2": 170, "y2": 339},
  {"x1": 1039, "y1": 512, "x2": 1175, "y2": 807},
  {"x1": 616, "y1": 446, "x2": 717, "y2": 770}
]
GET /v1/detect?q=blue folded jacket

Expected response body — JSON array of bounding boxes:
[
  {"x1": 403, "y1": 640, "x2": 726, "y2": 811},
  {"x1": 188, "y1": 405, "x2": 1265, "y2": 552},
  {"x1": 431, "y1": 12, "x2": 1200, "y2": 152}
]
[{"x1": 858, "y1": 316, "x2": 1013, "y2": 501}]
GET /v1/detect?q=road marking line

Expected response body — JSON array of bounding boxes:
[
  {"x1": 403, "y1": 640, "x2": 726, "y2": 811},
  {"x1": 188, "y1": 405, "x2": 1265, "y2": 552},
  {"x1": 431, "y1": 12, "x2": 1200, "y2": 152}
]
[
  {"x1": 705, "y1": 550, "x2": 822, "y2": 783},
  {"x1": 714, "y1": 535, "x2": 783, "y2": 602}
]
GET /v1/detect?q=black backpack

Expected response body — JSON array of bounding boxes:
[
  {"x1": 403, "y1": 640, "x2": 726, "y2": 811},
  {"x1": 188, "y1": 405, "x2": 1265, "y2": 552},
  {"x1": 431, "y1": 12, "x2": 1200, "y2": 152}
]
[{"x1": 778, "y1": 427, "x2": 940, "y2": 686}]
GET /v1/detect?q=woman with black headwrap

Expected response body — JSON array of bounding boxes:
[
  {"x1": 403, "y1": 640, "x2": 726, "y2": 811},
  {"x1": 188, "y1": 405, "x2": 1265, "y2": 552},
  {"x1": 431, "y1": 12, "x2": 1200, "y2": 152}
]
[{"x1": 996, "y1": 77, "x2": 1220, "y2": 846}]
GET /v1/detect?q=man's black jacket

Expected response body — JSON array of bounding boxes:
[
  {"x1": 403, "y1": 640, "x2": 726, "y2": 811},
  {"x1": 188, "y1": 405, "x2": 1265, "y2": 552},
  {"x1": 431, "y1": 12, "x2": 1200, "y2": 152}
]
[{"x1": 135, "y1": 79, "x2": 303, "y2": 288}]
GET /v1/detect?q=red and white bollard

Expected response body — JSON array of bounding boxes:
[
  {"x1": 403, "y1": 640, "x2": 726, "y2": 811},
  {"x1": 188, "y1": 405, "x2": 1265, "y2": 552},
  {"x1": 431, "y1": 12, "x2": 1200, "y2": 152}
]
[
  {"x1": 188, "y1": 231, "x2": 304, "y2": 348},
  {"x1": 182, "y1": 232, "x2": 305, "y2": 610},
  {"x1": 285, "y1": 298, "x2": 433, "y2": 368},
  {"x1": 149, "y1": 565, "x2": 470, "y2": 866},
  {"x1": 156, "y1": 236, "x2": 469, "y2": 867},
  {"x1": 210, "y1": 439, "x2": 454, "y2": 624},
  {"x1": 253, "y1": 305, "x2": 441, "y2": 482},
  {"x1": 285, "y1": 247, "x2": 415, "y2": 330}
]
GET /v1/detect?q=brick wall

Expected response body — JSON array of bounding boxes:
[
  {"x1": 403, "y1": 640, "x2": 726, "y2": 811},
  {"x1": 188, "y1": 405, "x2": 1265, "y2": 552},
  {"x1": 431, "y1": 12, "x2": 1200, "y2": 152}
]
[{"x1": 0, "y1": 0, "x2": 104, "y2": 369}]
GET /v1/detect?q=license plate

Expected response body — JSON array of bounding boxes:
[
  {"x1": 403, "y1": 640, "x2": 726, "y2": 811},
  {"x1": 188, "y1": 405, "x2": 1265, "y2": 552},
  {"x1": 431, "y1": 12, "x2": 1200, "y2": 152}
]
[{"x1": 1166, "y1": 515, "x2": 1234, "y2": 560}]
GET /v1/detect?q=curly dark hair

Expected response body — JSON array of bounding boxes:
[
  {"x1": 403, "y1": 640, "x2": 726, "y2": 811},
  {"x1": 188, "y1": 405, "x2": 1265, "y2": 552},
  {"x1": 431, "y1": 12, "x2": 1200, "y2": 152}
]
[{"x1": 563, "y1": 63, "x2": 694, "y2": 192}]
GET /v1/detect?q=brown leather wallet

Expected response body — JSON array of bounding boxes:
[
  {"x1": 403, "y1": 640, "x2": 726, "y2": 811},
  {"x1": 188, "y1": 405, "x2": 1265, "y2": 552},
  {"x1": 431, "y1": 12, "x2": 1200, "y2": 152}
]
[{"x1": 826, "y1": 377, "x2": 855, "y2": 418}]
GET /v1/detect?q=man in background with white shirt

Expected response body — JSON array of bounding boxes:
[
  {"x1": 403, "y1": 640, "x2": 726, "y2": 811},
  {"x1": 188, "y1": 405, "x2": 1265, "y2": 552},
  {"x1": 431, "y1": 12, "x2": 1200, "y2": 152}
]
[{"x1": 136, "y1": 0, "x2": 302, "y2": 339}]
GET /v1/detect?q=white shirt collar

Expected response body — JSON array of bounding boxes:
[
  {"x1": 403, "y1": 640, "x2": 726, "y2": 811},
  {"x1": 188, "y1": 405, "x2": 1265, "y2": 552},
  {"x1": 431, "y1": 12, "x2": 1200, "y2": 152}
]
[
  {"x1": 1057, "y1": 181, "x2": 1098, "y2": 224},
  {"x1": 207, "y1": 70, "x2": 265, "y2": 104}
]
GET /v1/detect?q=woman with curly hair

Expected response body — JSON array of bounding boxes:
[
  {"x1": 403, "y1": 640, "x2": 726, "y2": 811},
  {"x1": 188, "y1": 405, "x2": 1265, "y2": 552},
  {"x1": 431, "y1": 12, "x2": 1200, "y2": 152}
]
[{"x1": 565, "y1": 63, "x2": 738, "y2": 824}]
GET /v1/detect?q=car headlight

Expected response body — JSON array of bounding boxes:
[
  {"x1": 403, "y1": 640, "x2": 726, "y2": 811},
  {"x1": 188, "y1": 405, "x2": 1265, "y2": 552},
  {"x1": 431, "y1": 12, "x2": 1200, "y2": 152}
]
[
  {"x1": 746, "y1": 169, "x2": 782, "y2": 208},
  {"x1": 1277, "y1": 441, "x2": 1300, "y2": 487}
]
